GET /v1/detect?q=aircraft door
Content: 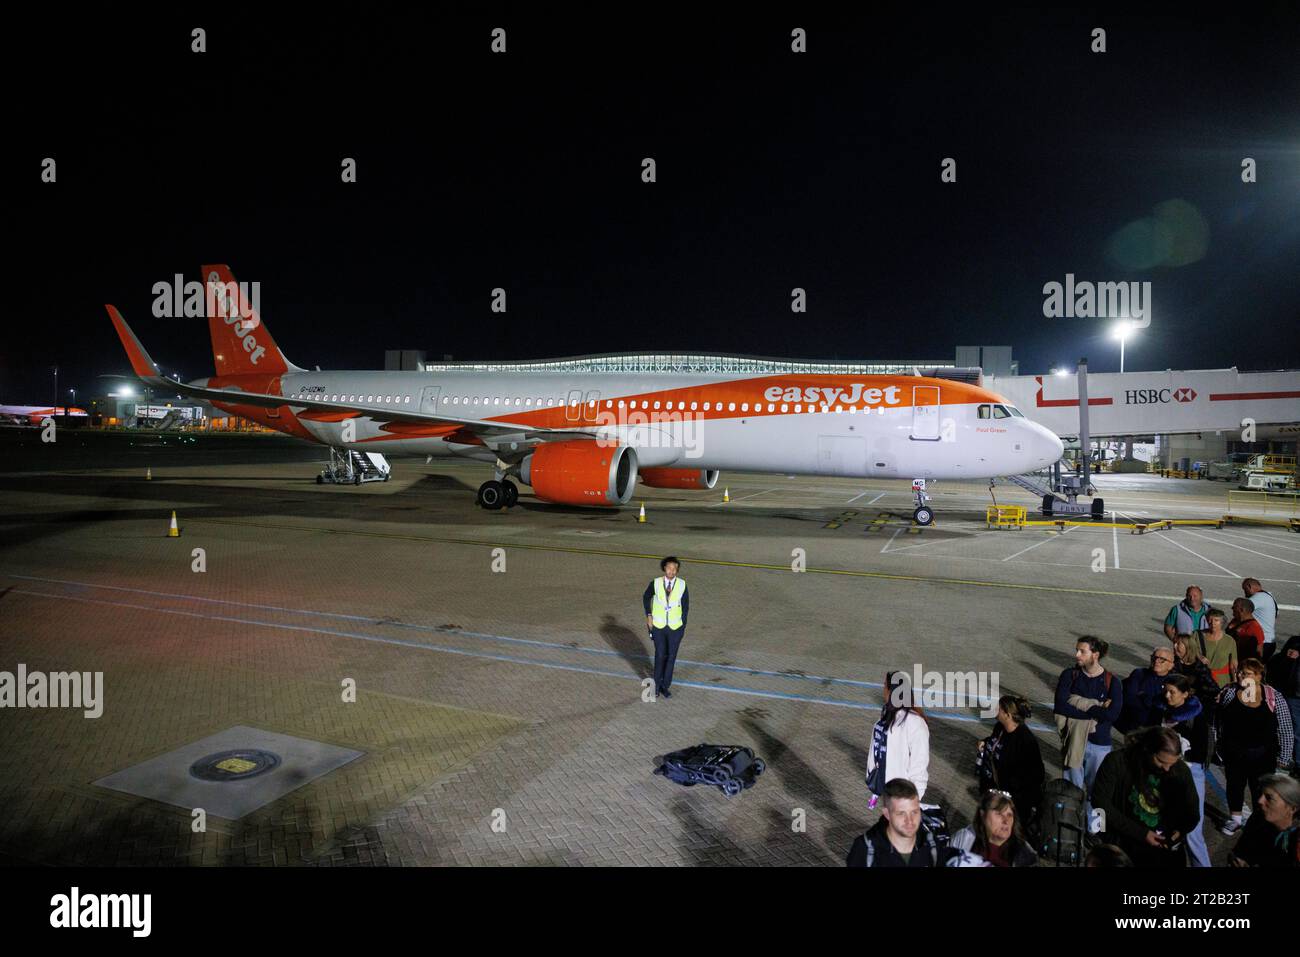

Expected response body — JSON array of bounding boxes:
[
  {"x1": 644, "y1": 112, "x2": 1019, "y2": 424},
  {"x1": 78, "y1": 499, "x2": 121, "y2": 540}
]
[
  {"x1": 420, "y1": 386, "x2": 441, "y2": 415},
  {"x1": 911, "y1": 386, "x2": 941, "y2": 441},
  {"x1": 565, "y1": 388, "x2": 583, "y2": 422}
]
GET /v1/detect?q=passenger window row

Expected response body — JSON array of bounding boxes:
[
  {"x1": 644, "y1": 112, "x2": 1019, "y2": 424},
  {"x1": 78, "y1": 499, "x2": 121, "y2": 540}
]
[{"x1": 296, "y1": 393, "x2": 413, "y2": 405}]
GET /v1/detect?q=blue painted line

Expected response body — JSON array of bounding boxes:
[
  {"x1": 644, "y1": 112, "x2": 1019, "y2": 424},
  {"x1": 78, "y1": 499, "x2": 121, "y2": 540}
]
[
  {"x1": 11, "y1": 585, "x2": 1051, "y2": 729},
  {"x1": 5, "y1": 573, "x2": 886, "y2": 690},
  {"x1": 4, "y1": 573, "x2": 1067, "y2": 713}
]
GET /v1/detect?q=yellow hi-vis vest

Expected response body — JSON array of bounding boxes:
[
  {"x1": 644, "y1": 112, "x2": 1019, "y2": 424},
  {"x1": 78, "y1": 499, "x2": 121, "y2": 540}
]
[{"x1": 652, "y1": 576, "x2": 687, "y2": 629}]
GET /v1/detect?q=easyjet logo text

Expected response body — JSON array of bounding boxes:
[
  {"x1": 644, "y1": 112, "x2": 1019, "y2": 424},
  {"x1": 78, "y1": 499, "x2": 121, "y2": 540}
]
[
  {"x1": 763, "y1": 384, "x2": 902, "y2": 406},
  {"x1": 207, "y1": 272, "x2": 267, "y2": 365}
]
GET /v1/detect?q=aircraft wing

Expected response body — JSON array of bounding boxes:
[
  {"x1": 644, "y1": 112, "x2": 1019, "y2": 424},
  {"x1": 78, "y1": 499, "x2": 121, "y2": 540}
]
[{"x1": 106, "y1": 304, "x2": 599, "y2": 447}]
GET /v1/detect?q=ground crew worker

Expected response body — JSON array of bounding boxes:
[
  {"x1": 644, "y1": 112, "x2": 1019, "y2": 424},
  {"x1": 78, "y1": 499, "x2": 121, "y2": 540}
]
[{"x1": 644, "y1": 556, "x2": 689, "y2": 698}]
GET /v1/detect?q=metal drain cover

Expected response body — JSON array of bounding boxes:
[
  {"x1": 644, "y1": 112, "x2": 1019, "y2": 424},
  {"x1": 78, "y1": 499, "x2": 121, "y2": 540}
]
[{"x1": 190, "y1": 749, "x2": 282, "y2": 782}]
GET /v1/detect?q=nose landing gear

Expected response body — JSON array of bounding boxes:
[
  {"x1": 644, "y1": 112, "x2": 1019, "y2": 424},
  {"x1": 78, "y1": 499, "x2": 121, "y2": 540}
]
[{"x1": 911, "y1": 478, "x2": 934, "y2": 526}]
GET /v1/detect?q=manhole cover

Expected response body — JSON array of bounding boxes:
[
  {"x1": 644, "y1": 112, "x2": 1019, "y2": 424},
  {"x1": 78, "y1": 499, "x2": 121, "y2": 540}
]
[{"x1": 189, "y1": 749, "x2": 282, "y2": 782}]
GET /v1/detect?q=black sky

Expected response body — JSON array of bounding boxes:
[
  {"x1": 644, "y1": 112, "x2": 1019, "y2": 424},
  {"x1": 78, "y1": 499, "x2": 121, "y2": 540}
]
[{"x1": 8, "y1": 6, "x2": 1300, "y2": 405}]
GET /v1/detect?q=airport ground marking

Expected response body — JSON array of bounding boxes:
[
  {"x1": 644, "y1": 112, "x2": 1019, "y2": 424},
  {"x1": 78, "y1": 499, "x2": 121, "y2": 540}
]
[
  {"x1": 1176, "y1": 526, "x2": 1300, "y2": 568},
  {"x1": 1112, "y1": 512, "x2": 1120, "y2": 570},
  {"x1": 1221, "y1": 527, "x2": 1300, "y2": 553},
  {"x1": 1001, "y1": 524, "x2": 1077, "y2": 562},
  {"x1": 181, "y1": 517, "x2": 1294, "y2": 605},
  {"x1": 1150, "y1": 528, "x2": 1239, "y2": 579},
  {"x1": 7, "y1": 585, "x2": 1052, "y2": 730}
]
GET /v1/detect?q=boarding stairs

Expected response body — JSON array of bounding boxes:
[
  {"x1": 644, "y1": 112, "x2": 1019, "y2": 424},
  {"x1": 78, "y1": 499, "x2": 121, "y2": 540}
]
[
  {"x1": 994, "y1": 467, "x2": 1104, "y2": 519},
  {"x1": 318, "y1": 449, "x2": 391, "y2": 485}
]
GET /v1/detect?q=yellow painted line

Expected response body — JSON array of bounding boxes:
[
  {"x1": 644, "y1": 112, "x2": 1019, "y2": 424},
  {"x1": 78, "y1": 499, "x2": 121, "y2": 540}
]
[
  {"x1": 188, "y1": 516, "x2": 1222, "y2": 602},
  {"x1": 823, "y1": 508, "x2": 860, "y2": 530}
]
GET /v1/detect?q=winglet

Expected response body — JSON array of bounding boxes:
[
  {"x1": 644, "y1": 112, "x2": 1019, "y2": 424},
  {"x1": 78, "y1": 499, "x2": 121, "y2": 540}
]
[{"x1": 106, "y1": 305, "x2": 165, "y2": 381}]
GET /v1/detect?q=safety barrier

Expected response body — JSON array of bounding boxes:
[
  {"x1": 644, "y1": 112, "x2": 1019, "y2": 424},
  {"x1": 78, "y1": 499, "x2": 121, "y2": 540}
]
[
  {"x1": 1226, "y1": 490, "x2": 1300, "y2": 517},
  {"x1": 986, "y1": 505, "x2": 1026, "y2": 529}
]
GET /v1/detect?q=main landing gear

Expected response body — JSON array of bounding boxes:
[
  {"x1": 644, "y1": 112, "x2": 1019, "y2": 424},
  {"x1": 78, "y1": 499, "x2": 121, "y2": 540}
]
[
  {"x1": 911, "y1": 478, "x2": 934, "y2": 526},
  {"x1": 476, "y1": 478, "x2": 519, "y2": 510}
]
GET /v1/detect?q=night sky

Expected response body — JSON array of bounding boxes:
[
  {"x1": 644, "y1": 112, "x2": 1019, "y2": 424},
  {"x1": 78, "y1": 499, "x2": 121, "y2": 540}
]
[{"x1": 8, "y1": 7, "x2": 1300, "y2": 406}]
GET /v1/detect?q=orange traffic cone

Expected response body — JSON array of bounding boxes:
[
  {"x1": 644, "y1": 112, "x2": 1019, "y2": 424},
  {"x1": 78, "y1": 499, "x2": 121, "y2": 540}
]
[
  {"x1": 637, "y1": 503, "x2": 647, "y2": 523},
  {"x1": 167, "y1": 511, "x2": 180, "y2": 537}
]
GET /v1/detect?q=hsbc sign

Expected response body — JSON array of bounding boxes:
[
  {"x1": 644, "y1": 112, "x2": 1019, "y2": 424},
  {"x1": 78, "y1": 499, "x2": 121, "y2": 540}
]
[{"x1": 1124, "y1": 387, "x2": 1197, "y2": 405}]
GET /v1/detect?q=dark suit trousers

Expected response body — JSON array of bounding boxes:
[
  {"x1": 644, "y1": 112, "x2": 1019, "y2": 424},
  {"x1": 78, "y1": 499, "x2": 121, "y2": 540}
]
[{"x1": 652, "y1": 626, "x2": 685, "y2": 691}]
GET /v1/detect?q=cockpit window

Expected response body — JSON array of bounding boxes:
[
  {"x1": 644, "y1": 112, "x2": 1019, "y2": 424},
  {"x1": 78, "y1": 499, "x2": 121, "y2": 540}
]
[
  {"x1": 993, "y1": 405, "x2": 1011, "y2": 419},
  {"x1": 1007, "y1": 406, "x2": 1024, "y2": 418},
  {"x1": 977, "y1": 404, "x2": 991, "y2": 419}
]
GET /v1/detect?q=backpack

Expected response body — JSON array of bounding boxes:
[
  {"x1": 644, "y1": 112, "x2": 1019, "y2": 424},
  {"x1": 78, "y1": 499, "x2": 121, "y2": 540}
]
[
  {"x1": 1035, "y1": 777, "x2": 1086, "y2": 866},
  {"x1": 920, "y1": 804, "x2": 950, "y2": 847},
  {"x1": 862, "y1": 826, "x2": 940, "y2": 867}
]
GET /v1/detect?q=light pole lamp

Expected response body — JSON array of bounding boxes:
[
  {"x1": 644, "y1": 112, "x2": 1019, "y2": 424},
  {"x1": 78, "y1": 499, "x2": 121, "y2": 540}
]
[{"x1": 1111, "y1": 320, "x2": 1137, "y2": 373}]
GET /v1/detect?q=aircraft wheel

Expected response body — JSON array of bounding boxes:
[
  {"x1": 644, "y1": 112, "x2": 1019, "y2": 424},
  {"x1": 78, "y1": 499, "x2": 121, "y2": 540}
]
[
  {"x1": 913, "y1": 506, "x2": 934, "y2": 526},
  {"x1": 478, "y1": 480, "x2": 505, "y2": 510},
  {"x1": 501, "y1": 480, "x2": 519, "y2": 508},
  {"x1": 316, "y1": 474, "x2": 324, "y2": 484}
]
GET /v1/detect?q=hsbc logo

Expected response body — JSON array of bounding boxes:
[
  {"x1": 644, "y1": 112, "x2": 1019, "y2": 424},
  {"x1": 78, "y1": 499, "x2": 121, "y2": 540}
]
[{"x1": 1124, "y1": 387, "x2": 1196, "y2": 405}]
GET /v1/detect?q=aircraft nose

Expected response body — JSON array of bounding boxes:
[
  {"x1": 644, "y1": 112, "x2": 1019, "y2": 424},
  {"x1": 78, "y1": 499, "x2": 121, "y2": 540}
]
[{"x1": 1032, "y1": 422, "x2": 1064, "y2": 467}]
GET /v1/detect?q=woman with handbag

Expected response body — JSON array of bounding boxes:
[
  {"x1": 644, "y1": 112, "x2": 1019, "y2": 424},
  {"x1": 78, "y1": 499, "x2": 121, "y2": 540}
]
[{"x1": 866, "y1": 671, "x2": 931, "y2": 803}]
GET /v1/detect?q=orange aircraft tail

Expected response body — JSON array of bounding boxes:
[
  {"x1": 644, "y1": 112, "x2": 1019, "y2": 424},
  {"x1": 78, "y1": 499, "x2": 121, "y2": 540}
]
[{"x1": 200, "y1": 264, "x2": 298, "y2": 377}]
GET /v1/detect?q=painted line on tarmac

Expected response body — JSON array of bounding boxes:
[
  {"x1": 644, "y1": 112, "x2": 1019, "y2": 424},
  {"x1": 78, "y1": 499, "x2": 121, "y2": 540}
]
[
  {"x1": 1000, "y1": 524, "x2": 1077, "y2": 562},
  {"x1": 1177, "y1": 526, "x2": 1300, "y2": 568},
  {"x1": 6, "y1": 571, "x2": 1055, "y2": 718},
  {"x1": 182, "y1": 517, "x2": 1300, "y2": 608},
  {"x1": 1151, "y1": 529, "x2": 1239, "y2": 579},
  {"x1": 8, "y1": 586, "x2": 1053, "y2": 730}
]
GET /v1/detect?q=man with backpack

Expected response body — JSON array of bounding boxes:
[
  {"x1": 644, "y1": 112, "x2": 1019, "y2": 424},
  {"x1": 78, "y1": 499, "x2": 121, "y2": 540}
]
[
  {"x1": 846, "y1": 778, "x2": 950, "y2": 867},
  {"x1": 1054, "y1": 636, "x2": 1123, "y2": 825}
]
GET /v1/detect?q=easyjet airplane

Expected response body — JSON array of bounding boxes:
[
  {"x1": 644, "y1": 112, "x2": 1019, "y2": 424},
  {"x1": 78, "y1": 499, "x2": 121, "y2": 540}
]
[
  {"x1": 107, "y1": 265, "x2": 1063, "y2": 524},
  {"x1": 0, "y1": 405, "x2": 88, "y2": 427}
]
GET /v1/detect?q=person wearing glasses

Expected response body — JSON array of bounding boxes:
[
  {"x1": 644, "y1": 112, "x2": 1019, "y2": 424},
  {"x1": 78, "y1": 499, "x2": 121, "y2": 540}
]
[{"x1": 1115, "y1": 646, "x2": 1177, "y2": 736}]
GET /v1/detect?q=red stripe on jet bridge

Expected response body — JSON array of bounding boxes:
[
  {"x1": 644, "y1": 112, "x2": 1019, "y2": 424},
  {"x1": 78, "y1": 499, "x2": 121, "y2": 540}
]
[
  {"x1": 1035, "y1": 396, "x2": 1114, "y2": 407},
  {"x1": 1208, "y1": 391, "x2": 1300, "y2": 401},
  {"x1": 1033, "y1": 376, "x2": 1114, "y2": 408}
]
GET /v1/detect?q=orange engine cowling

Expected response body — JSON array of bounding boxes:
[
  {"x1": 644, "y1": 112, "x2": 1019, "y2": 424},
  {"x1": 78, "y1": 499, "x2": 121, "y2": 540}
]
[
  {"x1": 638, "y1": 467, "x2": 720, "y2": 490},
  {"x1": 520, "y1": 441, "x2": 639, "y2": 506}
]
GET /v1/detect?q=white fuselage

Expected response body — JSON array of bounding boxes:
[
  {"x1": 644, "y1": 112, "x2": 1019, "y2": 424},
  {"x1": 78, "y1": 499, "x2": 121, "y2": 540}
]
[{"x1": 213, "y1": 369, "x2": 1065, "y2": 481}]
